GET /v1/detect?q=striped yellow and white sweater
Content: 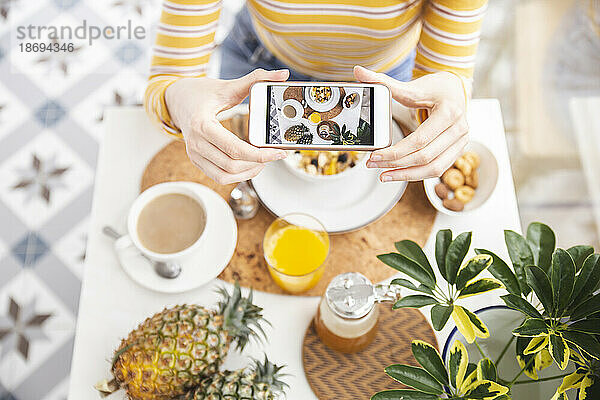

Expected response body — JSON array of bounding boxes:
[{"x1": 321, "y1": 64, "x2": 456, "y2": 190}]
[{"x1": 145, "y1": 0, "x2": 487, "y2": 137}]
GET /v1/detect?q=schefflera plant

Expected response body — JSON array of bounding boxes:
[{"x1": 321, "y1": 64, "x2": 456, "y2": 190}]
[
  {"x1": 372, "y1": 340, "x2": 509, "y2": 400},
  {"x1": 477, "y1": 222, "x2": 600, "y2": 398},
  {"x1": 378, "y1": 229, "x2": 502, "y2": 343}
]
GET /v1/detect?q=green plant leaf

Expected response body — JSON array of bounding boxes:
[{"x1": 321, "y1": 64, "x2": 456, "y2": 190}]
[
  {"x1": 430, "y1": 304, "x2": 453, "y2": 331},
  {"x1": 435, "y1": 229, "x2": 452, "y2": 281},
  {"x1": 550, "y1": 249, "x2": 576, "y2": 315},
  {"x1": 516, "y1": 337, "x2": 539, "y2": 380},
  {"x1": 384, "y1": 365, "x2": 443, "y2": 395},
  {"x1": 569, "y1": 254, "x2": 600, "y2": 309},
  {"x1": 462, "y1": 307, "x2": 490, "y2": 339},
  {"x1": 458, "y1": 278, "x2": 503, "y2": 299},
  {"x1": 445, "y1": 232, "x2": 472, "y2": 285},
  {"x1": 395, "y1": 240, "x2": 435, "y2": 279},
  {"x1": 512, "y1": 318, "x2": 549, "y2": 337},
  {"x1": 501, "y1": 294, "x2": 543, "y2": 319},
  {"x1": 455, "y1": 255, "x2": 493, "y2": 290},
  {"x1": 371, "y1": 390, "x2": 438, "y2": 400},
  {"x1": 548, "y1": 332, "x2": 570, "y2": 370},
  {"x1": 378, "y1": 253, "x2": 436, "y2": 288},
  {"x1": 571, "y1": 293, "x2": 600, "y2": 321},
  {"x1": 561, "y1": 330, "x2": 600, "y2": 359},
  {"x1": 526, "y1": 222, "x2": 555, "y2": 272},
  {"x1": 523, "y1": 335, "x2": 549, "y2": 355},
  {"x1": 393, "y1": 295, "x2": 439, "y2": 309},
  {"x1": 464, "y1": 380, "x2": 509, "y2": 399},
  {"x1": 566, "y1": 319, "x2": 600, "y2": 334},
  {"x1": 411, "y1": 340, "x2": 449, "y2": 386},
  {"x1": 567, "y1": 245, "x2": 594, "y2": 271},
  {"x1": 525, "y1": 266, "x2": 554, "y2": 315},
  {"x1": 390, "y1": 279, "x2": 434, "y2": 295},
  {"x1": 476, "y1": 358, "x2": 497, "y2": 382},
  {"x1": 447, "y1": 340, "x2": 468, "y2": 390},
  {"x1": 460, "y1": 366, "x2": 478, "y2": 394},
  {"x1": 475, "y1": 249, "x2": 521, "y2": 295},
  {"x1": 579, "y1": 375, "x2": 600, "y2": 399},
  {"x1": 505, "y1": 230, "x2": 535, "y2": 295}
]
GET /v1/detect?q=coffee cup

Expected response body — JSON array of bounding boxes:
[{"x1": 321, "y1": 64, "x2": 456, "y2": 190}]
[{"x1": 126, "y1": 182, "x2": 208, "y2": 263}]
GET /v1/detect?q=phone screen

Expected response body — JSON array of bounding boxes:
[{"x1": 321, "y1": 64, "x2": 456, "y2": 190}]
[{"x1": 266, "y1": 85, "x2": 374, "y2": 146}]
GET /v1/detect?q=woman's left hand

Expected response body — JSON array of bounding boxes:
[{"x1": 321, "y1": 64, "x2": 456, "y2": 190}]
[{"x1": 354, "y1": 66, "x2": 469, "y2": 182}]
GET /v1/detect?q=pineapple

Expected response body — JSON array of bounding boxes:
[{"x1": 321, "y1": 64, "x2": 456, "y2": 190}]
[
  {"x1": 284, "y1": 124, "x2": 308, "y2": 142},
  {"x1": 296, "y1": 133, "x2": 313, "y2": 145},
  {"x1": 184, "y1": 355, "x2": 288, "y2": 400},
  {"x1": 95, "y1": 283, "x2": 267, "y2": 400}
]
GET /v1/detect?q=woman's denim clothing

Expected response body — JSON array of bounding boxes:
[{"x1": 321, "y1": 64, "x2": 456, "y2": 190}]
[{"x1": 219, "y1": 7, "x2": 415, "y2": 88}]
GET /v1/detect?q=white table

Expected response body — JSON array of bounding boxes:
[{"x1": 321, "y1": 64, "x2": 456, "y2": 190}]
[{"x1": 68, "y1": 99, "x2": 521, "y2": 400}]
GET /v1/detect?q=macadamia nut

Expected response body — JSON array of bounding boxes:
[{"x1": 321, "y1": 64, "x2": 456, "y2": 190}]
[
  {"x1": 441, "y1": 168, "x2": 465, "y2": 190},
  {"x1": 454, "y1": 157, "x2": 473, "y2": 177},
  {"x1": 455, "y1": 186, "x2": 476, "y2": 204}
]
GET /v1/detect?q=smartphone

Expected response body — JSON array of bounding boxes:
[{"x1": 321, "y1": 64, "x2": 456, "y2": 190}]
[{"x1": 249, "y1": 82, "x2": 392, "y2": 151}]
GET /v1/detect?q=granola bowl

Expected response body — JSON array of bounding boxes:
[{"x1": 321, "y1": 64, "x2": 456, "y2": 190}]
[{"x1": 283, "y1": 150, "x2": 367, "y2": 182}]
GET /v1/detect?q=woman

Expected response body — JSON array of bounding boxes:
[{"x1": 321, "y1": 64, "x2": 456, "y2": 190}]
[{"x1": 145, "y1": 0, "x2": 486, "y2": 184}]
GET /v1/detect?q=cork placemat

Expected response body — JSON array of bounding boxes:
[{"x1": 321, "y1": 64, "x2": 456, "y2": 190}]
[
  {"x1": 140, "y1": 118, "x2": 436, "y2": 296},
  {"x1": 283, "y1": 86, "x2": 345, "y2": 120},
  {"x1": 303, "y1": 305, "x2": 438, "y2": 399}
]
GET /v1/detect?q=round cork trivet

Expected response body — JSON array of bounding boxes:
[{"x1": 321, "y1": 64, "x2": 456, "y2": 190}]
[
  {"x1": 303, "y1": 305, "x2": 438, "y2": 399},
  {"x1": 283, "y1": 86, "x2": 345, "y2": 120},
  {"x1": 140, "y1": 118, "x2": 436, "y2": 296}
]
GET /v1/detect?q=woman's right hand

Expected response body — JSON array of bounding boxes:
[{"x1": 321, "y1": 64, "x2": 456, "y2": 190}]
[{"x1": 165, "y1": 68, "x2": 290, "y2": 184}]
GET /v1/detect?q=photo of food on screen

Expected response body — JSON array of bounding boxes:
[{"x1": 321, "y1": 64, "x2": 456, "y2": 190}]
[{"x1": 266, "y1": 85, "x2": 374, "y2": 146}]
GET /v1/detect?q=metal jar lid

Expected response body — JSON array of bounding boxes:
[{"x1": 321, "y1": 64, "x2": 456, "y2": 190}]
[{"x1": 325, "y1": 272, "x2": 376, "y2": 319}]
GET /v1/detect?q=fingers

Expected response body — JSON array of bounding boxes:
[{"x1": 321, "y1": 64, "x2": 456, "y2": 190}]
[
  {"x1": 370, "y1": 102, "x2": 463, "y2": 163},
  {"x1": 368, "y1": 115, "x2": 468, "y2": 169},
  {"x1": 201, "y1": 119, "x2": 287, "y2": 163},
  {"x1": 189, "y1": 154, "x2": 265, "y2": 185},
  {"x1": 379, "y1": 135, "x2": 469, "y2": 182},
  {"x1": 189, "y1": 137, "x2": 262, "y2": 174},
  {"x1": 225, "y1": 68, "x2": 290, "y2": 106},
  {"x1": 353, "y1": 65, "x2": 434, "y2": 108}
]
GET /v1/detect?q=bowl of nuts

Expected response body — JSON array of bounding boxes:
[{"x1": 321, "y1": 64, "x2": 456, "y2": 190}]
[{"x1": 423, "y1": 141, "x2": 498, "y2": 215}]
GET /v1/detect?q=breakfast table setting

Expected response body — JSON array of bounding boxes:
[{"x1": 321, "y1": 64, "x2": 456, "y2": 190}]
[{"x1": 67, "y1": 98, "x2": 548, "y2": 399}]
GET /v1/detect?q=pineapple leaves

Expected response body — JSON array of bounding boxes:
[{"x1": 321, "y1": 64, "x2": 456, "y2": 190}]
[
  {"x1": 378, "y1": 253, "x2": 435, "y2": 289},
  {"x1": 566, "y1": 245, "x2": 594, "y2": 271},
  {"x1": 525, "y1": 266, "x2": 554, "y2": 316},
  {"x1": 501, "y1": 293, "x2": 543, "y2": 319},
  {"x1": 474, "y1": 249, "x2": 521, "y2": 296},
  {"x1": 394, "y1": 240, "x2": 435, "y2": 279},
  {"x1": 505, "y1": 230, "x2": 534, "y2": 296},
  {"x1": 455, "y1": 255, "x2": 493, "y2": 290},
  {"x1": 550, "y1": 249, "x2": 576, "y2": 315},
  {"x1": 393, "y1": 295, "x2": 439, "y2": 309},
  {"x1": 526, "y1": 222, "x2": 556, "y2": 272},
  {"x1": 411, "y1": 340, "x2": 449, "y2": 386},
  {"x1": 435, "y1": 229, "x2": 452, "y2": 281},
  {"x1": 384, "y1": 365, "x2": 443, "y2": 395},
  {"x1": 445, "y1": 232, "x2": 472, "y2": 285},
  {"x1": 371, "y1": 390, "x2": 438, "y2": 400},
  {"x1": 430, "y1": 304, "x2": 453, "y2": 331}
]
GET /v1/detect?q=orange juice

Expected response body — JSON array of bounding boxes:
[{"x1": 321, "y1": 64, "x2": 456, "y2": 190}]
[{"x1": 264, "y1": 216, "x2": 329, "y2": 293}]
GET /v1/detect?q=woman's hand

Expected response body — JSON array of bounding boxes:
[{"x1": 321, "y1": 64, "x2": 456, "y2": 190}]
[
  {"x1": 354, "y1": 66, "x2": 469, "y2": 182},
  {"x1": 165, "y1": 68, "x2": 290, "y2": 184}
]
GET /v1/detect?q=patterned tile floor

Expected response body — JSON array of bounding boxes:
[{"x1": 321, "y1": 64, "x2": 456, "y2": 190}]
[{"x1": 0, "y1": 1, "x2": 597, "y2": 399}]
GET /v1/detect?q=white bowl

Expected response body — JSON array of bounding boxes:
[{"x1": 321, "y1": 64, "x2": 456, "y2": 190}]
[
  {"x1": 283, "y1": 151, "x2": 367, "y2": 182},
  {"x1": 423, "y1": 141, "x2": 498, "y2": 216}
]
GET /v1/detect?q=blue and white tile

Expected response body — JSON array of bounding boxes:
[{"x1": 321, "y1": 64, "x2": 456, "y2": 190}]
[
  {"x1": 51, "y1": 217, "x2": 88, "y2": 280},
  {"x1": 0, "y1": 0, "x2": 48, "y2": 37},
  {"x1": 8, "y1": 13, "x2": 112, "y2": 97},
  {"x1": 70, "y1": 69, "x2": 145, "y2": 140},
  {"x1": 0, "y1": 81, "x2": 29, "y2": 142},
  {"x1": 0, "y1": 271, "x2": 75, "y2": 391},
  {"x1": 0, "y1": 130, "x2": 93, "y2": 229}
]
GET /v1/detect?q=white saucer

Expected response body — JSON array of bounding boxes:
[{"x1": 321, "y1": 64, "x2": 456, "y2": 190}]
[
  {"x1": 251, "y1": 163, "x2": 406, "y2": 233},
  {"x1": 115, "y1": 183, "x2": 237, "y2": 293}
]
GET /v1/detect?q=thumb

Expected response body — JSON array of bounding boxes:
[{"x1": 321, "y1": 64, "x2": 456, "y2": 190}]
[
  {"x1": 225, "y1": 68, "x2": 290, "y2": 106},
  {"x1": 353, "y1": 65, "x2": 433, "y2": 108}
]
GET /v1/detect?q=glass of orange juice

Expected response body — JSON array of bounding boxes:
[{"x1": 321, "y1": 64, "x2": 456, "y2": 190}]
[{"x1": 263, "y1": 213, "x2": 330, "y2": 294}]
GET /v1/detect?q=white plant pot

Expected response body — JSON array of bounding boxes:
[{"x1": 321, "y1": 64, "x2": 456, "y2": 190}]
[{"x1": 442, "y1": 306, "x2": 574, "y2": 399}]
